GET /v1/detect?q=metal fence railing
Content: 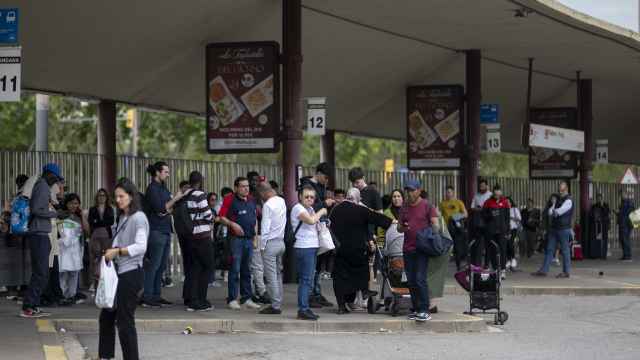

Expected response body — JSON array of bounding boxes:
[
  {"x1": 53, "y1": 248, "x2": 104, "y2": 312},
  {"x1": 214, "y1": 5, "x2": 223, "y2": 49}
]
[{"x1": 2, "y1": 150, "x2": 638, "y2": 279}]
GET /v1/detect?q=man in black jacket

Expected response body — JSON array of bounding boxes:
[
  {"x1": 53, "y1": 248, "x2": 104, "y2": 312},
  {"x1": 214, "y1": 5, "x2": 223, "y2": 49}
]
[{"x1": 21, "y1": 163, "x2": 63, "y2": 318}]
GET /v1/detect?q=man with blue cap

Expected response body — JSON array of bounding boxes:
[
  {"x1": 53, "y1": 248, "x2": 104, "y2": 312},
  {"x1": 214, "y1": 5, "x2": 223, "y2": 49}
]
[{"x1": 20, "y1": 163, "x2": 63, "y2": 318}]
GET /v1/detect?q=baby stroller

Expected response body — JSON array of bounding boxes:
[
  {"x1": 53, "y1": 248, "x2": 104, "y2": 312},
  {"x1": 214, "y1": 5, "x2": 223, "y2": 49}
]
[
  {"x1": 367, "y1": 223, "x2": 412, "y2": 316},
  {"x1": 456, "y1": 238, "x2": 509, "y2": 325}
]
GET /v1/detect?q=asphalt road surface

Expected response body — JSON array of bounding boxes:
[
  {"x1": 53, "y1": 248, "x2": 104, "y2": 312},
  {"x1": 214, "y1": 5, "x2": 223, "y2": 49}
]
[{"x1": 76, "y1": 294, "x2": 640, "y2": 360}]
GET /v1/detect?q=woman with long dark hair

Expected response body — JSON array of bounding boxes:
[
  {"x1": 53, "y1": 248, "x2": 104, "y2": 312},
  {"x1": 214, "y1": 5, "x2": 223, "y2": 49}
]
[
  {"x1": 88, "y1": 188, "x2": 115, "y2": 290},
  {"x1": 99, "y1": 179, "x2": 149, "y2": 360}
]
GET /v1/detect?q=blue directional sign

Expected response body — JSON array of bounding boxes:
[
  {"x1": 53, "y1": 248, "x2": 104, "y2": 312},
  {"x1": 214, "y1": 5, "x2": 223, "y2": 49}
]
[
  {"x1": 0, "y1": 9, "x2": 18, "y2": 44},
  {"x1": 480, "y1": 104, "x2": 499, "y2": 124}
]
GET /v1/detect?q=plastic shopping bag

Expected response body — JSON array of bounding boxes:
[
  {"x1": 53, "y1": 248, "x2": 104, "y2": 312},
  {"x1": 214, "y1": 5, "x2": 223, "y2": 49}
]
[
  {"x1": 630, "y1": 208, "x2": 640, "y2": 229},
  {"x1": 317, "y1": 222, "x2": 335, "y2": 255},
  {"x1": 95, "y1": 256, "x2": 119, "y2": 309}
]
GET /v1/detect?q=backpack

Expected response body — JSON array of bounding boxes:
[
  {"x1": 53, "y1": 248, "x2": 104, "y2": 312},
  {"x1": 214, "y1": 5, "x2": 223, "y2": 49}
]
[
  {"x1": 284, "y1": 207, "x2": 303, "y2": 246},
  {"x1": 173, "y1": 190, "x2": 195, "y2": 238},
  {"x1": 10, "y1": 195, "x2": 30, "y2": 235}
]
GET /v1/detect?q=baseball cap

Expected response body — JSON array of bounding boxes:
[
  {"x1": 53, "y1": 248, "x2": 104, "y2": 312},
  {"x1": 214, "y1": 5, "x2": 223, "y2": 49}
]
[
  {"x1": 403, "y1": 179, "x2": 421, "y2": 191},
  {"x1": 43, "y1": 163, "x2": 64, "y2": 181}
]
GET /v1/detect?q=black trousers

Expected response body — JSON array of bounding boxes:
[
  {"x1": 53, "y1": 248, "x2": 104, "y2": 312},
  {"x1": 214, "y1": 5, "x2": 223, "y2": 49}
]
[
  {"x1": 470, "y1": 228, "x2": 487, "y2": 267},
  {"x1": 99, "y1": 267, "x2": 143, "y2": 360},
  {"x1": 24, "y1": 234, "x2": 51, "y2": 310},
  {"x1": 177, "y1": 234, "x2": 193, "y2": 305},
  {"x1": 189, "y1": 238, "x2": 214, "y2": 307},
  {"x1": 487, "y1": 233, "x2": 507, "y2": 270}
]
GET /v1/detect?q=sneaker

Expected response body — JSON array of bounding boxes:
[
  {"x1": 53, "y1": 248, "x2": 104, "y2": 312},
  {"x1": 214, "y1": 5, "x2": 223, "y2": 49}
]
[
  {"x1": 407, "y1": 312, "x2": 417, "y2": 320},
  {"x1": 208, "y1": 281, "x2": 223, "y2": 288},
  {"x1": 58, "y1": 298, "x2": 74, "y2": 307},
  {"x1": 297, "y1": 309, "x2": 318, "y2": 321},
  {"x1": 228, "y1": 300, "x2": 241, "y2": 310},
  {"x1": 20, "y1": 308, "x2": 50, "y2": 318},
  {"x1": 74, "y1": 297, "x2": 86, "y2": 305},
  {"x1": 415, "y1": 312, "x2": 432, "y2": 322},
  {"x1": 531, "y1": 271, "x2": 547, "y2": 277},
  {"x1": 259, "y1": 306, "x2": 282, "y2": 315},
  {"x1": 158, "y1": 298, "x2": 174, "y2": 307},
  {"x1": 186, "y1": 303, "x2": 213, "y2": 312},
  {"x1": 317, "y1": 295, "x2": 334, "y2": 307},
  {"x1": 552, "y1": 258, "x2": 560, "y2": 266},
  {"x1": 429, "y1": 306, "x2": 438, "y2": 314},
  {"x1": 556, "y1": 272, "x2": 570, "y2": 279},
  {"x1": 242, "y1": 299, "x2": 261, "y2": 310},
  {"x1": 163, "y1": 277, "x2": 175, "y2": 288},
  {"x1": 141, "y1": 300, "x2": 162, "y2": 309}
]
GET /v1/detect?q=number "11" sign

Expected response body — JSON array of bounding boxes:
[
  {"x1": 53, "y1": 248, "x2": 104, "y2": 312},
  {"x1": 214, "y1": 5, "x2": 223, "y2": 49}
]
[{"x1": 0, "y1": 47, "x2": 21, "y2": 102}]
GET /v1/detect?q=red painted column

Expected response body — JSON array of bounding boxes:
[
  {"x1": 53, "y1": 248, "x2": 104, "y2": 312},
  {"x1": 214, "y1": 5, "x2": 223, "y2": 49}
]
[
  {"x1": 98, "y1": 100, "x2": 117, "y2": 193},
  {"x1": 464, "y1": 50, "x2": 481, "y2": 206},
  {"x1": 579, "y1": 79, "x2": 593, "y2": 246},
  {"x1": 282, "y1": 0, "x2": 303, "y2": 207}
]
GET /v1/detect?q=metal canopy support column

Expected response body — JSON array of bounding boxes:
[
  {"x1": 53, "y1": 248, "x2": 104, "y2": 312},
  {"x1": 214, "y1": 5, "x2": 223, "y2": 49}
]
[
  {"x1": 282, "y1": 0, "x2": 303, "y2": 206},
  {"x1": 464, "y1": 49, "x2": 481, "y2": 206},
  {"x1": 98, "y1": 100, "x2": 117, "y2": 193},
  {"x1": 282, "y1": 0, "x2": 303, "y2": 284},
  {"x1": 579, "y1": 79, "x2": 593, "y2": 249},
  {"x1": 320, "y1": 129, "x2": 336, "y2": 189}
]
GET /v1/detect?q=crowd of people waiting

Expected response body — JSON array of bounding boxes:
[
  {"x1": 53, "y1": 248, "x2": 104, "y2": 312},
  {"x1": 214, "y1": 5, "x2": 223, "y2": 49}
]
[{"x1": 0, "y1": 161, "x2": 636, "y2": 360}]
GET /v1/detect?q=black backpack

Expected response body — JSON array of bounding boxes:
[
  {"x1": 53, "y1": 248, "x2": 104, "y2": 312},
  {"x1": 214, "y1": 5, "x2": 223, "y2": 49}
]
[
  {"x1": 284, "y1": 207, "x2": 303, "y2": 246},
  {"x1": 173, "y1": 190, "x2": 195, "y2": 237}
]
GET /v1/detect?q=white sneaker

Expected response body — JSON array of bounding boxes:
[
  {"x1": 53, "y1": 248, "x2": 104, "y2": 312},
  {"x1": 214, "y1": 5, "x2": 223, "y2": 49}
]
[
  {"x1": 242, "y1": 299, "x2": 261, "y2": 310},
  {"x1": 500, "y1": 270, "x2": 507, "y2": 280},
  {"x1": 227, "y1": 300, "x2": 241, "y2": 310},
  {"x1": 552, "y1": 258, "x2": 560, "y2": 266}
]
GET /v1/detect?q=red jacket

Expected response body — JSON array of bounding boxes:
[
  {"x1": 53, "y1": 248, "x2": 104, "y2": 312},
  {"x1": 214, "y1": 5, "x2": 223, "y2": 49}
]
[{"x1": 483, "y1": 196, "x2": 511, "y2": 235}]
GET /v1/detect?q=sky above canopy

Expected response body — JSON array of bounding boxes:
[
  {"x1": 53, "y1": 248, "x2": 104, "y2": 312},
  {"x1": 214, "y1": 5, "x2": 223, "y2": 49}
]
[{"x1": 558, "y1": 0, "x2": 638, "y2": 30}]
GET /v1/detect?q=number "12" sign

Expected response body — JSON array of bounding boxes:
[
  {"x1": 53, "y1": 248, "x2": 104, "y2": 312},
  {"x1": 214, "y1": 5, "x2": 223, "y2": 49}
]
[{"x1": 0, "y1": 47, "x2": 21, "y2": 102}]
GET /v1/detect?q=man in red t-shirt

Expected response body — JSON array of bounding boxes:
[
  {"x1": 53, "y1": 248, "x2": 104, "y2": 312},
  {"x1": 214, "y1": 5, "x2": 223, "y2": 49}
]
[
  {"x1": 482, "y1": 185, "x2": 511, "y2": 278},
  {"x1": 397, "y1": 179, "x2": 438, "y2": 322}
]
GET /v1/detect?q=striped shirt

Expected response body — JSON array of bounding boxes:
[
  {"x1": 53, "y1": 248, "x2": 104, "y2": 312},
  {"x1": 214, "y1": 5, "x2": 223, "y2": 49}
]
[{"x1": 186, "y1": 190, "x2": 214, "y2": 240}]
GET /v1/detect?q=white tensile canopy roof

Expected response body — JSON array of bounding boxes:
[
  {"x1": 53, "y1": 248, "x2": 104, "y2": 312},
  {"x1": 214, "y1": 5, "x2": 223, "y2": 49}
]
[{"x1": 16, "y1": 0, "x2": 640, "y2": 163}]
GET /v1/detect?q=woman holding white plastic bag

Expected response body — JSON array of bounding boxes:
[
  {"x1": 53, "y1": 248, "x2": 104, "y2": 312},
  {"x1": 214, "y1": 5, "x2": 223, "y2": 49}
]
[
  {"x1": 57, "y1": 193, "x2": 88, "y2": 306},
  {"x1": 99, "y1": 179, "x2": 149, "y2": 360}
]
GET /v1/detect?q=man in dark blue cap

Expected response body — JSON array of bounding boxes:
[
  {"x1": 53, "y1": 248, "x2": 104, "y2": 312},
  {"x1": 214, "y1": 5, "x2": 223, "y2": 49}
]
[{"x1": 20, "y1": 163, "x2": 63, "y2": 318}]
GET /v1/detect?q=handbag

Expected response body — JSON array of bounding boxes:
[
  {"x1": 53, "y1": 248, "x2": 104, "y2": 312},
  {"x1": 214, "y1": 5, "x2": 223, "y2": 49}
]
[
  {"x1": 95, "y1": 256, "x2": 119, "y2": 309},
  {"x1": 317, "y1": 221, "x2": 335, "y2": 255},
  {"x1": 416, "y1": 204, "x2": 453, "y2": 257}
]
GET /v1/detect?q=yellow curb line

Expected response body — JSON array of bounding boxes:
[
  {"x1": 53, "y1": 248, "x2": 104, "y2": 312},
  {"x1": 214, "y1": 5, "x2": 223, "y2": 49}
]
[
  {"x1": 43, "y1": 345, "x2": 67, "y2": 360},
  {"x1": 36, "y1": 319, "x2": 56, "y2": 333}
]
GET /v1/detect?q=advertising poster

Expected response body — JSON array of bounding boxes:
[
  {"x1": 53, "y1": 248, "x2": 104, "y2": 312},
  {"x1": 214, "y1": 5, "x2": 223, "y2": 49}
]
[
  {"x1": 529, "y1": 107, "x2": 578, "y2": 179},
  {"x1": 406, "y1": 85, "x2": 464, "y2": 170},
  {"x1": 206, "y1": 42, "x2": 280, "y2": 153}
]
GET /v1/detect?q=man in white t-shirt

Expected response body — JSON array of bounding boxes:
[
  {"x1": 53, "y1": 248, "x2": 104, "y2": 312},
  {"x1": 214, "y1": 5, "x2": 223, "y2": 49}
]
[
  {"x1": 470, "y1": 179, "x2": 493, "y2": 266},
  {"x1": 256, "y1": 182, "x2": 287, "y2": 314}
]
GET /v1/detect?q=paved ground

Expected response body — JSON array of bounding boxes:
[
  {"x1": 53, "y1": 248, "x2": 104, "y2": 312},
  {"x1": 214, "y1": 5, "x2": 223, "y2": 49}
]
[
  {"x1": 75, "y1": 294, "x2": 640, "y2": 360},
  {"x1": 3, "y1": 254, "x2": 640, "y2": 359}
]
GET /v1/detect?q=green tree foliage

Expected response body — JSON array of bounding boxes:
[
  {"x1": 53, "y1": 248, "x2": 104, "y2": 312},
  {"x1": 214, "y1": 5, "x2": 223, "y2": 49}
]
[{"x1": 0, "y1": 95, "x2": 635, "y2": 182}]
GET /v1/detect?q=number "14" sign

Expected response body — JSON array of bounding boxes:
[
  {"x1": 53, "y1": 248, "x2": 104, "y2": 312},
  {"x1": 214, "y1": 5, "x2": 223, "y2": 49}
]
[{"x1": 0, "y1": 47, "x2": 21, "y2": 102}]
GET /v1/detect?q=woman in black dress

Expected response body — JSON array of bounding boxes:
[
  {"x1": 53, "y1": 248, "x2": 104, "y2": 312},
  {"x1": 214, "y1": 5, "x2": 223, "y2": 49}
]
[{"x1": 329, "y1": 188, "x2": 392, "y2": 314}]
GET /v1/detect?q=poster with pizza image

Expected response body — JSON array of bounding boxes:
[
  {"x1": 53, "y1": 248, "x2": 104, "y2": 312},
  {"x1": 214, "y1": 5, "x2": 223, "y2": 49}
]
[
  {"x1": 206, "y1": 42, "x2": 280, "y2": 153},
  {"x1": 406, "y1": 85, "x2": 464, "y2": 170}
]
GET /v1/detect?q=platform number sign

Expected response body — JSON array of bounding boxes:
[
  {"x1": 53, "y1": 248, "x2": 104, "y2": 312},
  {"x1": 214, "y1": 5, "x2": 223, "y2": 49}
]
[
  {"x1": 0, "y1": 47, "x2": 20, "y2": 102},
  {"x1": 486, "y1": 129, "x2": 501, "y2": 153},
  {"x1": 306, "y1": 97, "x2": 326, "y2": 136},
  {"x1": 596, "y1": 139, "x2": 608, "y2": 164}
]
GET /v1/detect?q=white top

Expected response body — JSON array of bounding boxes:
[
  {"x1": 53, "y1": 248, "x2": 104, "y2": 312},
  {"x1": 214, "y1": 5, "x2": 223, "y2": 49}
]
[
  {"x1": 510, "y1": 207, "x2": 522, "y2": 230},
  {"x1": 471, "y1": 191, "x2": 493, "y2": 209},
  {"x1": 58, "y1": 217, "x2": 84, "y2": 272},
  {"x1": 260, "y1": 195, "x2": 287, "y2": 250},
  {"x1": 291, "y1": 203, "x2": 319, "y2": 249},
  {"x1": 549, "y1": 197, "x2": 573, "y2": 217}
]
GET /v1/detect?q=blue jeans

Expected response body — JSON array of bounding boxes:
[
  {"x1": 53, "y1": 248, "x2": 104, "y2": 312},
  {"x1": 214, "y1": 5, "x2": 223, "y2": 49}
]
[
  {"x1": 24, "y1": 234, "x2": 51, "y2": 310},
  {"x1": 227, "y1": 237, "x2": 253, "y2": 303},
  {"x1": 541, "y1": 228, "x2": 572, "y2": 274},
  {"x1": 295, "y1": 247, "x2": 318, "y2": 312},
  {"x1": 620, "y1": 226, "x2": 632, "y2": 259},
  {"x1": 404, "y1": 251, "x2": 429, "y2": 313},
  {"x1": 143, "y1": 230, "x2": 171, "y2": 301}
]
